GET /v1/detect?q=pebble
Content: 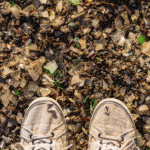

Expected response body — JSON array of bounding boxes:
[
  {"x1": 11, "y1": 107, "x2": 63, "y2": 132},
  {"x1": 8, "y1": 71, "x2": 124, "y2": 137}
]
[
  {"x1": 77, "y1": 5, "x2": 84, "y2": 13},
  {"x1": 2, "y1": 67, "x2": 13, "y2": 78},
  {"x1": 28, "y1": 69, "x2": 40, "y2": 82},
  {"x1": 137, "y1": 104, "x2": 149, "y2": 115},
  {"x1": 40, "y1": 87, "x2": 51, "y2": 97},
  {"x1": 142, "y1": 41, "x2": 150, "y2": 56},
  {"x1": 28, "y1": 81, "x2": 38, "y2": 92},
  {"x1": 1, "y1": 90, "x2": 17, "y2": 107},
  {"x1": 2, "y1": 136, "x2": 12, "y2": 144},
  {"x1": 146, "y1": 96, "x2": 150, "y2": 104},
  {"x1": 7, "y1": 118, "x2": 18, "y2": 128},
  {"x1": 16, "y1": 112, "x2": 23, "y2": 124},
  {"x1": 92, "y1": 19, "x2": 100, "y2": 29}
]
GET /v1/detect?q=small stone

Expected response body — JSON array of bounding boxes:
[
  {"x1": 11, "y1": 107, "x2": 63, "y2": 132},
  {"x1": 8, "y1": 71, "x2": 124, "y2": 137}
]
[
  {"x1": 22, "y1": 23, "x2": 32, "y2": 34},
  {"x1": 146, "y1": 96, "x2": 150, "y2": 104},
  {"x1": 40, "y1": 0, "x2": 47, "y2": 4},
  {"x1": 56, "y1": 1, "x2": 62, "y2": 12},
  {"x1": 23, "y1": 4, "x2": 35, "y2": 12},
  {"x1": 95, "y1": 43, "x2": 104, "y2": 51},
  {"x1": 102, "y1": 80, "x2": 108, "y2": 89},
  {"x1": 30, "y1": 56, "x2": 46, "y2": 74},
  {"x1": 92, "y1": 19, "x2": 99, "y2": 29},
  {"x1": 49, "y1": 10, "x2": 55, "y2": 21},
  {"x1": 147, "y1": 140, "x2": 150, "y2": 147},
  {"x1": 16, "y1": 112, "x2": 23, "y2": 124},
  {"x1": 111, "y1": 31, "x2": 123, "y2": 43},
  {"x1": 121, "y1": 11, "x2": 130, "y2": 28},
  {"x1": 105, "y1": 28, "x2": 112, "y2": 34},
  {"x1": 93, "y1": 30, "x2": 102, "y2": 39},
  {"x1": 41, "y1": 11, "x2": 49, "y2": 18},
  {"x1": 2, "y1": 136, "x2": 12, "y2": 144},
  {"x1": 28, "y1": 81, "x2": 38, "y2": 92},
  {"x1": 144, "y1": 124, "x2": 150, "y2": 133},
  {"x1": 118, "y1": 5, "x2": 125, "y2": 12},
  {"x1": 10, "y1": 70, "x2": 21, "y2": 80},
  {"x1": 40, "y1": 87, "x2": 51, "y2": 96},
  {"x1": 2, "y1": 67, "x2": 13, "y2": 78},
  {"x1": 42, "y1": 74, "x2": 54, "y2": 86},
  {"x1": 52, "y1": 16, "x2": 64, "y2": 27},
  {"x1": 115, "y1": 16, "x2": 124, "y2": 30},
  {"x1": 142, "y1": 41, "x2": 150, "y2": 56},
  {"x1": 131, "y1": 113, "x2": 139, "y2": 121},
  {"x1": 25, "y1": 44, "x2": 38, "y2": 51},
  {"x1": 79, "y1": 39, "x2": 86, "y2": 50},
  {"x1": 71, "y1": 74, "x2": 85, "y2": 85},
  {"x1": 83, "y1": 28, "x2": 91, "y2": 34},
  {"x1": 1, "y1": 90, "x2": 17, "y2": 107},
  {"x1": 131, "y1": 10, "x2": 139, "y2": 22},
  {"x1": 0, "y1": 43, "x2": 5, "y2": 51},
  {"x1": 20, "y1": 79, "x2": 27, "y2": 88},
  {"x1": 7, "y1": 118, "x2": 18, "y2": 128},
  {"x1": 28, "y1": 69, "x2": 40, "y2": 82},
  {"x1": 44, "y1": 60, "x2": 58, "y2": 74},
  {"x1": 146, "y1": 71, "x2": 150, "y2": 83},
  {"x1": 137, "y1": 104, "x2": 149, "y2": 115},
  {"x1": 63, "y1": 108, "x2": 71, "y2": 117},
  {"x1": 77, "y1": 5, "x2": 84, "y2": 13},
  {"x1": 10, "y1": 5, "x2": 21, "y2": 19},
  {"x1": 11, "y1": 78, "x2": 20, "y2": 88},
  {"x1": 0, "y1": 114, "x2": 7, "y2": 123}
]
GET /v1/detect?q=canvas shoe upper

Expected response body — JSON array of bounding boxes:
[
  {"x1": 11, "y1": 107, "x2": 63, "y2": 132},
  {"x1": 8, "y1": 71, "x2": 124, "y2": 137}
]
[
  {"x1": 88, "y1": 98, "x2": 140, "y2": 150},
  {"x1": 15, "y1": 97, "x2": 69, "y2": 150}
]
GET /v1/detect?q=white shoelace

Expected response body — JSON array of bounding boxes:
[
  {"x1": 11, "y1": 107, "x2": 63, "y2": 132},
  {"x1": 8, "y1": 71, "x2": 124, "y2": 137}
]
[
  {"x1": 91, "y1": 128, "x2": 140, "y2": 150},
  {"x1": 15, "y1": 127, "x2": 72, "y2": 150}
]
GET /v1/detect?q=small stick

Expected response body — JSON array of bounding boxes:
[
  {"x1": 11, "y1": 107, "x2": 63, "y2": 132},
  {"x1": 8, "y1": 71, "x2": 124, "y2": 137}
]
[{"x1": 140, "y1": 2, "x2": 150, "y2": 30}]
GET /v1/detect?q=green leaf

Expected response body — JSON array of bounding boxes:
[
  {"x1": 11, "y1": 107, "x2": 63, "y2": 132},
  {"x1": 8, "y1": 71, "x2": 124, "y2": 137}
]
[
  {"x1": 84, "y1": 95, "x2": 89, "y2": 103},
  {"x1": 14, "y1": 89, "x2": 20, "y2": 95},
  {"x1": 54, "y1": 81, "x2": 63, "y2": 89},
  {"x1": 43, "y1": 68, "x2": 50, "y2": 74},
  {"x1": 11, "y1": 1, "x2": 14, "y2": 7},
  {"x1": 77, "y1": 43, "x2": 81, "y2": 49},
  {"x1": 90, "y1": 98, "x2": 96, "y2": 111},
  {"x1": 53, "y1": 70, "x2": 63, "y2": 78},
  {"x1": 138, "y1": 35, "x2": 146, "y2": 44}
]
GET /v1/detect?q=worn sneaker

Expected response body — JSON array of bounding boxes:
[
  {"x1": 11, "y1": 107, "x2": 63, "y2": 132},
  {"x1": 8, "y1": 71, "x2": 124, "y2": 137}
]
[
  {"x1": 15, "y1": 97, "x2": 70, "y2": 150},
  {"x1": 88, "y1": 98, "x2": 140, "y2": 150}
]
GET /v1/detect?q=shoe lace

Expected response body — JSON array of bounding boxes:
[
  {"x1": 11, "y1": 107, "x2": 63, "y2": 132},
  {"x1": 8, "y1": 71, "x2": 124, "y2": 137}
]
[
  {"x1": 93, "y1": 128, "x2": 140, "y2": 150},
  {"x1": 15, "y1": 127, "x2": 72, "y2": 150}
]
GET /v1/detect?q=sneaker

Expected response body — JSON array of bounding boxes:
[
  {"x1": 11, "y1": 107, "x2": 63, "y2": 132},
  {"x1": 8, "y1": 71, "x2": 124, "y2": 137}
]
[
  {"x1": 88, "y1": 98, "x2": 140, "y2": 150},
  {"x1": 15, "y1": 97, "x2": 69, "y2": 150}
]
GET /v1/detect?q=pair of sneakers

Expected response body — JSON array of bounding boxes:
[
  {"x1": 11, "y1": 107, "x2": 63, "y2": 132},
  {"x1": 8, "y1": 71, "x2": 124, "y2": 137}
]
[{"x1": 15, "y1": 97, "x2": 140, "y2": 150}]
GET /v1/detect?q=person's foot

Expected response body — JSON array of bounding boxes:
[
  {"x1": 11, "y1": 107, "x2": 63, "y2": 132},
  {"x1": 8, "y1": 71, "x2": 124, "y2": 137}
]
[
  {"x1": 88, "y1": 98, "x2": 140, "y2": 150},
  {"x1": 15, "y1": 97, "x2": 68, "y2": 150}
]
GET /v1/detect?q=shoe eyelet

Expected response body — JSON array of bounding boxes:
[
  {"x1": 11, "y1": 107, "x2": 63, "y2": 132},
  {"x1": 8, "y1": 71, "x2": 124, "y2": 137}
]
[
  {"x1": 50, "y1": 140, "x2": 53, "y2": 144},
  {"x1": 51, "y1": 132, "x2": 54, "y2": 137},
  {"x1": 98, "y1": 133, "x2": 101, "y2": 138}
]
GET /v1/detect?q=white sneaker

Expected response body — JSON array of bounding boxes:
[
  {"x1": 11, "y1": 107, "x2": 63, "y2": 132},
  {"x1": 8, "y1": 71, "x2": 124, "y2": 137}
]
[
  {"x1": 15, "y1": 97, "x2": 69, "y2": 150},
  {"x1": 88, "y1": 98, "x2": 140, "y2": 150}
]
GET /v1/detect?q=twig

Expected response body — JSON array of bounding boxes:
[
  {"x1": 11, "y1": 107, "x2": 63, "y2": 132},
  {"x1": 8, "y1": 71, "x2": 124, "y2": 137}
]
[{"x1": 140, "y1": 2, "x2": 150, "y2": 30}]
